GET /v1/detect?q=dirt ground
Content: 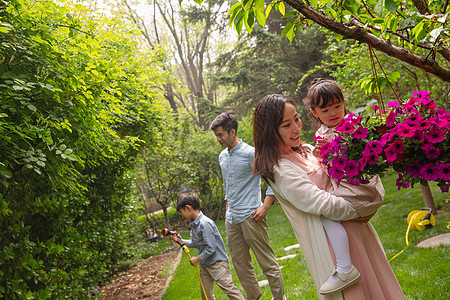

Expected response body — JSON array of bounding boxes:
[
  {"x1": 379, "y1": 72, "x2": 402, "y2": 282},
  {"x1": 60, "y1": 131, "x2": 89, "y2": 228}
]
[{"x1": 98, "y1": 250, "x2": 181, "y2": 300}]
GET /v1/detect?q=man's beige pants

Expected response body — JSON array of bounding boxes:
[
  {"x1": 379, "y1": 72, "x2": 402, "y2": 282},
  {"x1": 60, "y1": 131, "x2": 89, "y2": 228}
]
[{"x1": 226, "y1": 217, "x2": 285, "y2": 300}]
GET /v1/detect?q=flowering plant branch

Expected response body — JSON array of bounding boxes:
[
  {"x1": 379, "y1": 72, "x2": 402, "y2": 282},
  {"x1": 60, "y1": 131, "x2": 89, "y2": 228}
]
[{"x1": 320, "y1": 90, "x2": 450, "y2": 192}]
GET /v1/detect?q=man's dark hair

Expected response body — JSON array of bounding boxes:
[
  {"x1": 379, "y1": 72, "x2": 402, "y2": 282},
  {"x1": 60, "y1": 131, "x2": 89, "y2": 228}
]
[
  {"x1": 176, "y1": 193, "x2": 200, "y2": 211},
  {"x1": 210, "y1": 110, "x2": 238, "y2": 133}
]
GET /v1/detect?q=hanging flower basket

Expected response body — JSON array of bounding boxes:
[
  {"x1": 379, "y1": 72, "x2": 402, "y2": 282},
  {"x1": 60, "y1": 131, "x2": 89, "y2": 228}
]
[{"x1": 320, "y1": 90, "x2": 450, "y2": 192}]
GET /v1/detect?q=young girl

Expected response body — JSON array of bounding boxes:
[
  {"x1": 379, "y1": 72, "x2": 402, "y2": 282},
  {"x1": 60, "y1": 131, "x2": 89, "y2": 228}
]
[
  {"x1": 252, "y1": 94, "x2": 404, "y2": 300},
  {"x1": 304, "y1": 78, "x2": 385, "y2": 295}
]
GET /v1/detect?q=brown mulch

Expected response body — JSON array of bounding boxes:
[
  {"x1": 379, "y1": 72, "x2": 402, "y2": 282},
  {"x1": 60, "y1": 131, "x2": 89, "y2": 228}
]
[{"x1": 97, "y1": 250, "x2": 181, "y2": 300}]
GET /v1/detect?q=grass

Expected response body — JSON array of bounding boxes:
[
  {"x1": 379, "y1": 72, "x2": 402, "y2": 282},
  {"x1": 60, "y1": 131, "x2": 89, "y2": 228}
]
[{"x1": 162, "y1": 174, "x2": 450, "y2": 299}]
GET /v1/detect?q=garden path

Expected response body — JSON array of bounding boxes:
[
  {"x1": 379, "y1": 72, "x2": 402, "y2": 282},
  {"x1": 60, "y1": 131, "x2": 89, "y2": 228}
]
[{"x1": 258, "y1": 244, "x2": 300, "y2": 287}]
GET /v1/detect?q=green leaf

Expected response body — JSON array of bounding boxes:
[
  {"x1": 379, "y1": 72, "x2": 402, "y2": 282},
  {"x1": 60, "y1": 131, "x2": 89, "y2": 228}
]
[
  {"x1": 67, "y1": 154, "x2": 78, "y2": 162},
  {"x1": 384, "y1": 0, "x2": 398, "y2": 13},
  {"x1": 64, "y1": 148, "x2": 73, "y2": 155},
  {"x1": 0, "y1": 169, "x2": 12, "y2": 179},
  {"x1": 229, "y1": 6, "x2": 241, "y2": 27},
  {"x1": 343, "y1": 0, "x2": 358, "y2": 15},
  {"x1": 255, "y1": 9, "x2": 266, "y2": 27},
  {"x1": 265, "y1": 2, "x2": 273, "y2": 17},
  {"x1": 244, "y1": 9, "x2": 255, "y2": 34},
  {"x1": 55, "y1": 245, "x2": 65, "y2": 253},
  {"x1": 281, "y1": 19, "x2": 294, "y2": 38},
  {"x1": 243, "y1": 0, "x2": 253, "y2": 11},
  {"x1": 286, "y1": 24, "x2": 296, "y2": 43},
  {"x1": 284, "y1": 11, "x2": 298, "y2": 18},
  {"x1": 413, "y1": 20, "x2": 428, "y2": 41},
  {"x1": 277, "y1": 2, "x2": 286, "y2": 16},
  {"x1": 234, "y1": 11, "x2": 245, "y2": 34},
  {"x1": 254, "y1": 0, "x2": 264, "y2": 11},
  {"x1": 228, "y1": 2, "x2": 242, "y2": 17}
]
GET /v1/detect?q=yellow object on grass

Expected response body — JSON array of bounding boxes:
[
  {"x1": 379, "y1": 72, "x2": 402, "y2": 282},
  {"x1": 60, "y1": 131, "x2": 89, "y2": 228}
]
[{"x1": 389, "y1": 208, "x2": 435, "y2": 262}]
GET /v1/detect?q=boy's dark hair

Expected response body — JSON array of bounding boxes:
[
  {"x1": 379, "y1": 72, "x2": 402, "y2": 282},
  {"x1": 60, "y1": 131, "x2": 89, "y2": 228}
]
[
  {"x1": 210, "y1": 110, "x2": 238, "y2": 133},
  {"x1": 177, "y1": 193, "x2": 200, "y2": 211}
]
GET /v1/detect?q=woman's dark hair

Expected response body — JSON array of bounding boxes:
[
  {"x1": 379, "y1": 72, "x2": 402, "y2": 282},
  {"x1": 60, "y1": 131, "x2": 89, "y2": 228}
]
[
  {"x1": 303, "y1": 78, "x2": 349, "y2": 127},
  {"x1": 176, "y1": 193, "x2": 200, "y2": 211},
  {"x1": 253, "y1": 94, "x2": 306, "y2": 183},
  {"x1": 210, "y1": 110, "x2": 238, "y2": 134}
]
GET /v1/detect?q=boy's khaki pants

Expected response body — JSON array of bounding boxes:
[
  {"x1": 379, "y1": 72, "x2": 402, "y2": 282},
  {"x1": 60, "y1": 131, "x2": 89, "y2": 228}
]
[{"x1": 199, "y1": 260, "x2": 244, "y2": 300}]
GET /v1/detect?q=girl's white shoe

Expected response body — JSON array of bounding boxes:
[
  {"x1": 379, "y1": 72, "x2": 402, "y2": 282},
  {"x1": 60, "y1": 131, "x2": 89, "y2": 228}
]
[{"x1": 319, "y1": 265, "x2": 361, "y2": 295}]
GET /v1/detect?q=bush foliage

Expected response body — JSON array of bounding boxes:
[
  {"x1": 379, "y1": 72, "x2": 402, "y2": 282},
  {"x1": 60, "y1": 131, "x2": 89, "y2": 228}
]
[{"x1": 0, "y1": 0, "x2": 167, "y2": 298}]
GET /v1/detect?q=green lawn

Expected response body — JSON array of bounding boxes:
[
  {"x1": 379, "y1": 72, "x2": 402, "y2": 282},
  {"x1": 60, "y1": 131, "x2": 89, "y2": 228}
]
[{"x1": 162, "y1": 175, "x2": 450, "y2": 299}]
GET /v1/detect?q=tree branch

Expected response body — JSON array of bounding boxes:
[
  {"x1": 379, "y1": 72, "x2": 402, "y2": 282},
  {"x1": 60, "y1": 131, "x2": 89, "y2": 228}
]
[
  {"x1": 411, "y1": 0, "x2": 430, "y2": 15},
  {"x1": 283, "y1": 0, "x2": 450, "y2": 82}
]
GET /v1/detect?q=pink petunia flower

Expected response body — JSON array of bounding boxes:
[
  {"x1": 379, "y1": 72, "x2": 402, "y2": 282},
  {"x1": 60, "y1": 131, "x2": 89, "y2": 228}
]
[
  {"x1": 397, "y1": 123, "x2": 416, "y2": 138},
  {"x1": 344, "y1": 160, "x2": 360, "y2": 177},
  {"x1": 346, "y1": 113, "x2": 362, "y2": 126},
  {"x1": 420, "y1": 98, "x2": 437, "y2": 111},
  {"x1": 388, "y1": 100, "x2": 400, "y2": 108},
  {"x1": 440, "y1": 183, "x2": 450, "y2": 193},
  {"x1": 392, "y1": 139, "x2": 404, "y2": 153},
  {"x1": 395, "y1": 173, "x2": 411, "y2": 190},
  {"x1": 412, "y1": 130, "x2": 425, "y2": 142},
  {"x1": 418, "y1": 119, "x2": 431, "y2": 131},
  {"x1": 406, "y1": 96, "x2": 420, "y2": 106},
  {"x1": 335, "y1": 119, "x2": 356, "y2": 133},
  {"x1": 332, "y1": 157, "x2": 348, "y2": 170},
  {"x1": 365, "y1": 141, "x2": 383, "y2": 154},
  {"x1": 437, "y1": 163, "x2": 450, "y2": 181},
  {"x1": 403, "y1": 102, "x2": 416, "y2": 113},
  {"x1": 328, "y1": 167, "x2": 344, "y2": 181},
  {"x1": 406, "y1": 162, "x2": 421, "y2": 178},
  {"x1": 384, "y1": 140, "x2": 404, "y2": 163},
  {"x1": 358, "y1": 157, "x2": 367, "y2": 171},
  {"x1": 372, "y1": 105, "x2": 379, "y2": 111},
  {"x1": 386, "y1": 110, "x2": 396, "y2": 127},
  {"x1": 436, "y1": 108, "x2": 447, "y2": 117},
  {"x1": 405, "y1": 111, "x2": 422, "y2": 125},
  {"x1": 412, "y1": 90, "x2": 430, "y2": 101},
  {"x1": 425, "y1": 125, "x2": 446, "y2": 144},
  {"x1": 313, "y1": 136, "x2": 324, "y2": 142},
  {"x1": 430, "y1": 115, "x2": 448, "y2": 129},
  {"x1": 348, "y1": 177, "x2": 362, "y2": 186},
  {"x1": 319, "y1": 142, "x2": 332, "y2": 157},
  {"x1": 352, "y1": 126, "x2": 369, "y2": 139},
  {"x1": 420, "y1": 163, "x2": 439, "y2": 181},
  {"x1": 380, "y1": 133, "x2": 394, "y2": 147},
  {"x1": 362, "y1": 150, "x2": 378, "y2": 165},
  {"x1": 424, "y1": 145, "x2": 440, "y2": 159}
]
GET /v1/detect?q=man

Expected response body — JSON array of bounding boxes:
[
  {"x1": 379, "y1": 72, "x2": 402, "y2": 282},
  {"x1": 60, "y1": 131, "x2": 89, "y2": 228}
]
[{"x1": 210, "y1": 111, "x2": 285, "y2": 300}]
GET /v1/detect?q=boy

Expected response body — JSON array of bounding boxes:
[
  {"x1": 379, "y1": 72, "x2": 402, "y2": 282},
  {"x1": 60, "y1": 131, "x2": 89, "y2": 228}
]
[{"x1": 174, "y1": 193, "x2": 244, "y2": 300}]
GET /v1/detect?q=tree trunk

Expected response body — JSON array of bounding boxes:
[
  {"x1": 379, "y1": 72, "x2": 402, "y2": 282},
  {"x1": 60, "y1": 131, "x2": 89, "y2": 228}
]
[{"x1": 419, "y1": 182, "x2": 436, "y2": 215}]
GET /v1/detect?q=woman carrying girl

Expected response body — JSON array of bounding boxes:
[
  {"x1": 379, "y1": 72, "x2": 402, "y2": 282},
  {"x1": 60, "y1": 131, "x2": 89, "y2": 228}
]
[{"x1": 252, "y1": 94, "x2": 404, "y2": 300}]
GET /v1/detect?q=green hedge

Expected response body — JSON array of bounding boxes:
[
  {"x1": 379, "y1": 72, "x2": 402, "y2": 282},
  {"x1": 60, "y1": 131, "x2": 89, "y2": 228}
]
[{"x1": 0, "y1": 1, "x2": 166, "y2": 298}]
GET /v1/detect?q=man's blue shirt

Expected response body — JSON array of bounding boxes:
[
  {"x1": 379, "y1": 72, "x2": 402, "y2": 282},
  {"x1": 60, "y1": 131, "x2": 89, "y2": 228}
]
[
  {"x1": 218, "y1": 139, "x2": 274, "y2": 224},
  {"x1": 184, "y1": 212, "x2": 228, "y2": 267}
]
